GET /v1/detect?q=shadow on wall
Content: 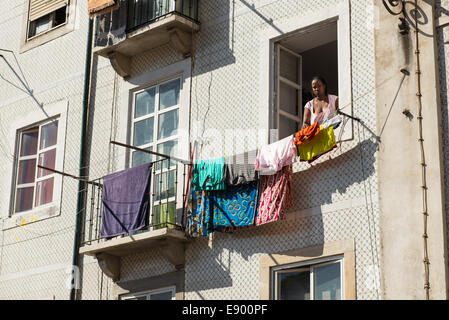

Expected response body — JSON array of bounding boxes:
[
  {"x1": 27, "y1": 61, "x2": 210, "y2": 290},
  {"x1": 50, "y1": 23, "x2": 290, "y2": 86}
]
[{"x1": 185, "y1": 138, "x2": 377, "y2": 296}]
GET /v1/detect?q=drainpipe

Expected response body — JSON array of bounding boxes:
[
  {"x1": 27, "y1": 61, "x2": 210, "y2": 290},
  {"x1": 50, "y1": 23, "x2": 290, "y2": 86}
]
[{"x1": 70, "y1": 17, "x2": 94, "y2": 300}]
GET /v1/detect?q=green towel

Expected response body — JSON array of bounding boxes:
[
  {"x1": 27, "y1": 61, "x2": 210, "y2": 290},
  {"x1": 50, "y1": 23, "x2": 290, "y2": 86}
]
[{"x1": 192, "y1": 157, "x2": 226, "y2": 191}]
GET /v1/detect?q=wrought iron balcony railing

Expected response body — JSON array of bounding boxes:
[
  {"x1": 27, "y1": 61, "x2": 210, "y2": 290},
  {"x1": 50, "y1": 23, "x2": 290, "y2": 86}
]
[{"x1": 80, "y1": 158, "x2": 191, "y2": 246}]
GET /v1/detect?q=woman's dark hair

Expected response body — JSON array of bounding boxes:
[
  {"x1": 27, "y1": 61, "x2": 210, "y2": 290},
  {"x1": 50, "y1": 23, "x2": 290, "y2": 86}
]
[{"x1": 311, "y1": 76, "x2": 328, "y2": 96}]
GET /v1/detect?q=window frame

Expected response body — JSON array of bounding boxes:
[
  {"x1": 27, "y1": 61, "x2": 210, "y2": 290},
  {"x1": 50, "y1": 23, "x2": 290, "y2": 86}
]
[
  {"x1": 13, "y1": 118, "x2": 59, "y2": 214},
  {"x1": 116, "y1": 58, "x2": 192, "y2": 231},
  {"x1": 258, "y1": 1, "x2": 353, "y2": 145},
  {"x1": 20, "y1": 0, "x2": 78, "y2": 53},
  {"x1": 271, "y1": 255, "x2": 344, "y2": 300},
  {"x1": 130, "y1": 76, "x2": 182, "y2": 227},
  {"x1": 27, "y1": 6, "x2": 69, "y2": 41},
  {"x1": 120, "y1": 285, "x2": 176, "y2": 300},
  {"x1": 2, "y1": 100, "x2": 68, "y2": 230}
]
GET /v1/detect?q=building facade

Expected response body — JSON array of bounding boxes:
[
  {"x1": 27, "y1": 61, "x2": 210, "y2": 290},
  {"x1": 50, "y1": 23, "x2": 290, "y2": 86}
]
[{"x1": 0, "y1": 0, "x2": 447, "y2": 300}]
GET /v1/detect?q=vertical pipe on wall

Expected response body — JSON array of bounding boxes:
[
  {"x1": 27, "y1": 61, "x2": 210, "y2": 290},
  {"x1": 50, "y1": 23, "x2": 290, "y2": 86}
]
[{"x1": 70, "y1": 16, "x2": 94, "y2": 300}]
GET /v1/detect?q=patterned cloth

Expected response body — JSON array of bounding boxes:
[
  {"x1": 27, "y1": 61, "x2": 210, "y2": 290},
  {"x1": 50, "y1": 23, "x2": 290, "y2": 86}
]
[
  {"x1": 255, "y1": 165, "x2": 292, "y2": 226},
  {"x1": 211, "y1": 182, "x2": 258, "y2": 229},
  {"x1": 185, "y1": 190, "x2": 213, "y2": 238}
]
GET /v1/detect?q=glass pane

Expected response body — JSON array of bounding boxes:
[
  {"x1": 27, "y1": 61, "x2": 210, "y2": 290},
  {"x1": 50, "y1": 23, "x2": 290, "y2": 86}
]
[
  {"x1": 278, "y1": 270, "x2": 310, "y2": 300},
  {"x1": 135, "y1": 88, "x2": 156, "y2": 118},
  {"x1": 35, "y1": 15, "x2": 51, "y2": 35},
  {"x1": 156, "y1": 140, "x2": 178, "y2": 170},
  {"x1": 153, "y1": 202, "x2": 176, "y2": 230},
  {"x1": 280, "y1": 49, "x2": 299, "y2": 83},
  {"x1": 20, "y1": 129, "x2": 38, "y2": 156},
  {"x1": 15, "y1": 187, "x2": 34, "y2": 213},
  {"x1": 35, "y1": 177, "x2": 54, "y2": 207},
  {"x1": 153, "y1": 170, "x2": 176, "y2": 202},
  {"x1": 149, "y1": 291, "x2": 173, "y2": 300},
  {"x1": 133, "y1": 117, "x2": 154, "y2": 146},
  {"x1": 132, "y1": 147, "x2": 153, "y2": 168},
  {"x1": 314, "y1": 263, "x2": 341, "y2": 300},
  {"x1": 280, "y1": 82, "x2": 298, "y2": 115},
  {"x1": 37, "y1": 149, "x2": 56, "y2": 178},
  {"x1": 279, "y1": 115, "x2": 299, "y2": 140},
  {"x1": 158, "y1": 109, "x2": 179, "y2": 140},
  {"x1": 18, "y1": 159, "x2": 36, "y2": 184},
  {"x1": 159, "y1": 79, "x2": 180, "y2": 110},
  {"x1": 40, "y1": 121, "x2": 58, "y2": 150}
]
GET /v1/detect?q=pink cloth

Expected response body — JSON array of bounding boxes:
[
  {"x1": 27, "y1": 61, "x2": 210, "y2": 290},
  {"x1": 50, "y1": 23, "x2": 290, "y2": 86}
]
[
  {"x1": 305, "y1": 94, "x2": 338, "y2": 125},
  {"x1": 255, "y1": 136, "x2": 297, "y2": 176},
  {"x1": 255, "y1": 165, "x2": 292, "y2": 226}
]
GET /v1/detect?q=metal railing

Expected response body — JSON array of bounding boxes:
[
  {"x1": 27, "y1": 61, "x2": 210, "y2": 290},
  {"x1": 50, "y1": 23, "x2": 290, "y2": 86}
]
[
  {"x1": 127, "y1": 0, "x2": 199, "y2": 31},
  {"x1": 81, "y1": 158, "x2": 191, "y2": 246}
]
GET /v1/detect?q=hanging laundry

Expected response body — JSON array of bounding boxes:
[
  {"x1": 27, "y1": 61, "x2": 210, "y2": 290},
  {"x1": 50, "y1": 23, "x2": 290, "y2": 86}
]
[
  {"x1": 323, "y1": 115, "x2": 343, "y2": 130},
  {"x1": 185, "y1": 190, "x2": 214, "y2": 238},
  {"x1": 255, "y1": 135, "x2": 297, "y2": 176},
  {"x1": 255, "y1": 165, "x2": 292, "y2": 226},
  {"x1": 100, "y1": 163, "x2": 152, "y2": 238},
  {"x1": 192, "y1": 157, "x2": 226, "y2": 191},
  {"x1": 223, "y1": 150, "x2": 259, "y2": 186},
  {"x1": 298, "y1": 125, "x2": 337, "y2": 163},
  {"x1": 295, "y1": 122, "x2": 321, "y2": 146},
  {"x1": 211, "y1": 182, "x2": 259, "y2": 230}
]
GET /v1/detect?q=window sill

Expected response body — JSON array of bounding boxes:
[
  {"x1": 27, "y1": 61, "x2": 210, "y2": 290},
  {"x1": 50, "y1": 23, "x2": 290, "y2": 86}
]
[{"x1": 2, "y1": 204, "x2": 60, "y2": 230}]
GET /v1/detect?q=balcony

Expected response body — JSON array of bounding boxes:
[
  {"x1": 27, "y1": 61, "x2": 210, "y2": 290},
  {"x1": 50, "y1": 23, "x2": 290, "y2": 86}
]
[
  {"x1": 79, "y1": 157, "x2": 191, "y2": 280},
  {"x1": 94, "y1": 0, "x2": 200, "y2": 78}
]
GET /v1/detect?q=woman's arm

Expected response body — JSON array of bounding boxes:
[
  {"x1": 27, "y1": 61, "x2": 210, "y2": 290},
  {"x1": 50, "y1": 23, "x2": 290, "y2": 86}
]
[
  {"x1": 302, "y1": 107, "x2": 311, "y2": 130},
  {"x1": 335, "y1": 97, "x2": 339, "y2": 110}
]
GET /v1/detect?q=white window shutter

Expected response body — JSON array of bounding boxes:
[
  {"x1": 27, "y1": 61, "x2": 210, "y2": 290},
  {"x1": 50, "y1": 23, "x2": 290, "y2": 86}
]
[{"x1": 29, "y1": 0, "x2": 68, "y2": 22}]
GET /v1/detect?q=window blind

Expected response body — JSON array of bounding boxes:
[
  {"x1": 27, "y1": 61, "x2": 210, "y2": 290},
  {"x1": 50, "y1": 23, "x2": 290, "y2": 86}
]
[
  {"x1": 29, "y1": 0, "x2": 68, "y2": 22},
  {"x1": 88, "y1": 0, "x2": 118, "y2": 18}
]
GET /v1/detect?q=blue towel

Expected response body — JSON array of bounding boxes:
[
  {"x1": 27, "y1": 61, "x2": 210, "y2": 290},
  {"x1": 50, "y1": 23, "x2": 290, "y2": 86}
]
[{"x1": 100, "y1": 163, "x2": 152, "y2": 238}]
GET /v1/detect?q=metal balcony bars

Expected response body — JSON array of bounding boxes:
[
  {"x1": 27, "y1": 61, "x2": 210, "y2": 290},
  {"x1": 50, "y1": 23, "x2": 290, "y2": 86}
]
[{"x1": 127, "y1": 0, "x2": 199, "y2": 31}]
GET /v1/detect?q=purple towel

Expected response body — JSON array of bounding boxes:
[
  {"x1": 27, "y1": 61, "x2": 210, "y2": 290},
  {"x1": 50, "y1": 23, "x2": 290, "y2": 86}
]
[{"x1": 100, "y1": 163, "x2": 152, "y2": 238}]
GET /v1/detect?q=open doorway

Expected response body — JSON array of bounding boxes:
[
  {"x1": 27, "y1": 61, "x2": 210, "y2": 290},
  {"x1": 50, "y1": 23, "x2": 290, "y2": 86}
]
[{"x1": 274, "y1": 21, "x2": 338, "y2": 140}]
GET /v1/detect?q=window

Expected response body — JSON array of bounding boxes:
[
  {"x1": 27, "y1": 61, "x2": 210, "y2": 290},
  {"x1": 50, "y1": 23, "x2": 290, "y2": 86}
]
[
  {"x1": 120, "y1": 286, "x2": 176, "y2": 300},
  {"x1": 130, "y1": 77, "x2": 181, "y2": 228},
  {"x1": 273, "y1": 21, "x2": 338, "y2": 141},
  {"x1": 27, "y1": 1, "x2": 68, "y2": 40},
  {"x1": 272, "y1": 257, "x2": 343, "y2": 300},
  {"x1": 13, "y1": 118, "x2": 59, "y2": 214}
]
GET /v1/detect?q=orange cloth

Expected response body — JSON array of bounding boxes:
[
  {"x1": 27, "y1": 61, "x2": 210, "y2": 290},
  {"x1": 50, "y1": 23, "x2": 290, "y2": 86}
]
[
  {"x1": 88, "y1": 0, "x2": 119, "y2": 17},
  {"x1": 294, "y1": 122, "x2": 321, "y2": 146}
]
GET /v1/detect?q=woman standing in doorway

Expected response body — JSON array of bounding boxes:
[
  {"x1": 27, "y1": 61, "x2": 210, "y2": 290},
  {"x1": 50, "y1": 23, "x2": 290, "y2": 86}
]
[{"x1": 302, "y1": 76, "x2": 339, "y2": 129}]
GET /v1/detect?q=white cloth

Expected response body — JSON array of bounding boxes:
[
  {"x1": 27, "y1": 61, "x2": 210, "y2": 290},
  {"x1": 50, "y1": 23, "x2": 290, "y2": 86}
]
[
  {"x1": 255, "y1": 136, "x2": 298, "y2": 176},
  {"x1": 305, "y1": 94, "x2": 338, "y2": 125},
  {"x1": 323, "y1": 115, "x2": 342, "y2": 129}
]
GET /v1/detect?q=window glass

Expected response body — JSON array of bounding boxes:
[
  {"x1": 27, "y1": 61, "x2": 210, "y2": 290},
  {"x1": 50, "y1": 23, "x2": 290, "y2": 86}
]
[
  {"x1": 34, "y1": 15, "x2": 51, "y2": 35},
  {"x1": 132, "y1": 147, "x2": 153, "y2": 168},
  {"x1": 35, "y1": 177, "x2": 54, "y2": 207},
  {"x1": 280, "y1": 49, "x2": 299, "y2": 83},
  {"x1": 156, "y1": 140, "x2": 178, "y2": 169},
  {"x1": 133, "y1": 117, "x2": 154, "y2": 146},
  {"x1": 279, "y1": 115, "x2": 298, "y2": 140},
  {"x1": 278, "y1": 270, "x2": 310, "y2": 300},
  {"x1": 40, "y1": 121, "x2": 58, "y2": 150},
  {"x1": 38, "y1": 149, "x2": 56, "y2": 178},
  {"x1": 135, "y1": 88, "x2": 156, "y2": 118},
  {"x1": 158, "y1": 109, "x2": 179, "y2": 140},
  {"x1": 15, "y1": 187, "x2": 34, "y2": 213},
  {"x1": 53, "y1": 6, "x2": 67, "y2": 27},
  {"x1": 20, "y1": 129, "x2": 38, "y2": 156},
  {"x1": 153, "y1": 171, "x2": 176, "y2": 201},
  {"x1": 149, "y1": 291, "x2": 173, "y2": 300},
  {"x1": 18, "y1": 159, "x2": 36, "y2": 184},
  {"x1": 314, "y1": 263, "x2": 341, "y2": 300},
  {"x1": 159, "y1": 79, "x2": 180, "y2": 110}
]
